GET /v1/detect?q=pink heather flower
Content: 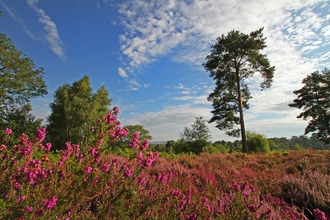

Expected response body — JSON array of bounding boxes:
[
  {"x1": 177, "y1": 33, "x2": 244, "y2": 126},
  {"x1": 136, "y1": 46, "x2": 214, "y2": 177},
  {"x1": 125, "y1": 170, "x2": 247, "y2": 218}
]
[
  {"x1": 139, "y1": 140, "x2": 149, "y2": 151},
  {"x1": 97, "y1": 139, "x2": 103, "y2": 149},
  {"x1": 123, "y1": 164, "x2": 133, "y2": 177},
  {"x1": 136, "y1": 151, "x2": 143, "y2": 166},
  {"x1": 43, "y1": 196, "x2": 57, "y2": 210},
  {"x1": 0, "y1": 144, "x2": 6, "y2": 151},
  {"x1": 18, "y1": 142, "x2": 33, "y2": 156},
  {"x1": 84, "y1": 166, "x2": 92, "y2": 174},
  {"x1": 74, "y1": 144, "x2": 81, "y2": 157},
  {"x1": 89, "y1": 147, "x2": 96, "y2": 156},
  {"x1": 25, "y1": 206, "x2": 33, "y2": 213},
  {"x1": 314, "y1": 209, "x2": 327, "y2": 220},
  {"x1": 35, "y1": 127, "x2": 46, "y2": 143},
  {"x1": 231, "y1": 180, "x2": 240, "y2": 191},
  {"x1": 145, "y1": 158, "x2": 154, "y2": 167},
  {"x1": 35, "y1": 209, "x2": 44, "y2": 216},
  {"x1": 114, "y1": 128, "x2": 128, "y2": 139},
  {"x1": 129, "y1": 132, "x2": 140, "y2": 148},
  {"x1": 95, "y1": 154, "x2": 101, "y2": 164},
  {"x1": 19, "y1": 134, "x2": 29, "y2": 144},
  {"x1": 5, "y1": 128, "x2": 12, "y2": 135},
  {"x1": 157, "y1": 173, "x2": 167, "y2": 183},
  {"x1": 247, "y1": 204, "x2": 258, "y2": 212},
  {"x1": 91, "y1": 126, "x2": 95, "y2": 131},
  {"x1": 57, "y1": 160, "x2": 64, "y2": 166},
  {"x1": 187, "y1": 213, "x2": 198, "y2": 220},
  {"x1": 112, "y1": 106, "x2": 119, "y2": 114},
  {"x1": 13, "y1": 182, "x2": 20, "y2": 189},
  {"x1": 68, "y1": 208, "x2": 73, "y2": 216},
  {"x1": 66, "y1": 142, "x2": 73, "y2": 155},
  {"x1": 102, "y1": 164, "x2": 110, "y2": 172},
  {"x1": 105, "y1": 112, "x2": 117, "y2": 124},
  {"x1": 17, "y1": 195, "x2": 26, "y2": 202}
]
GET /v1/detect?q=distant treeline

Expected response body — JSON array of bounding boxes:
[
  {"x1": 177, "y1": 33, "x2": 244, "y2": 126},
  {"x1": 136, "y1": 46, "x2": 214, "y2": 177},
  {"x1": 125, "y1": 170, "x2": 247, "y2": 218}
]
[{"x1": 148, "y1": 134, "x2": 330, "y2": 155}]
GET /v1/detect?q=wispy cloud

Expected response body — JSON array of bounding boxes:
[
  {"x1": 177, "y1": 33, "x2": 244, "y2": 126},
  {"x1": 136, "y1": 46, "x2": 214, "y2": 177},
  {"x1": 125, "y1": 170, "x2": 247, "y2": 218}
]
[
  {"x1": 26, "y1": 0, "x2": 65, "y2": 60},
  {"x1": 0, "y1": 1, "x2": 37, "y2": 40},
  {"x1": 95, "y1": 1, "x2": 100, "y2": 9}
]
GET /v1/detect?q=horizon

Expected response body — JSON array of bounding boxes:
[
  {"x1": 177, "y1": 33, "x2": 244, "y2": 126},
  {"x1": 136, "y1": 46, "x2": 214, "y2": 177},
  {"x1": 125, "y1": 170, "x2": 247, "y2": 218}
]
[{"x1": 0, "y1": 0, "x2": 329, "y2": 142}]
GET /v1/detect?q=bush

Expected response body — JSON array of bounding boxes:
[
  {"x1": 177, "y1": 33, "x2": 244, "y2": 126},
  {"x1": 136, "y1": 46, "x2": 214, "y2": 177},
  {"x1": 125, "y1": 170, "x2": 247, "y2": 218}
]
[
  {"x1": 279, "y1": 170, "x2": 330, "y2": 219},
  {"x1": 247, "y1": 131, "x2": 270, "y2": 153}
]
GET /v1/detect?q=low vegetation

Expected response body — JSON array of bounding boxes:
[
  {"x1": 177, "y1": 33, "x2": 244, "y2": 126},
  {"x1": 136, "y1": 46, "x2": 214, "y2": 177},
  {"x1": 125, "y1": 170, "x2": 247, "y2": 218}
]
[{"x1": 0, "y1": 108, "x2": 329, "y2": 219}]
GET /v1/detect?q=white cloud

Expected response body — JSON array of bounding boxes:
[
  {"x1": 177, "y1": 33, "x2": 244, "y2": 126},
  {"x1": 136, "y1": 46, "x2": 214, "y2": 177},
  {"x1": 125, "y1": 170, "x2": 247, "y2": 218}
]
[
  {"x1": 118, "y1": 0, "x2": 328, "y2": 68},
  {"x1": 116, "y1": 0, "x2": 329, "y2": 141},
  {"x1": 122, "y1": 104, "x2": 216, "y2": 141},
  {"x1": 26, "y1": 0, "x2": 65, "y2": 60},
  {"x1": 118, "y1": 67, "x2": 128, "y2": 78}
]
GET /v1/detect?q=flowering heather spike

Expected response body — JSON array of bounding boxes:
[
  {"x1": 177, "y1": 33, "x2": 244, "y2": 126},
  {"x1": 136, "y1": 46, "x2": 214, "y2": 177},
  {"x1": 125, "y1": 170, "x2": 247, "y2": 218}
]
[
  {"x1": 140, "y1": 140, "x2": 149, "y2": 151},
  {"x1": 25, "y1": 206, "x2": 33, "y2": 213},
  {"x1": 231, "y1": 180, "x2": 240, "y2": 191},
  {"x1": 102, "y1": 164, "x2": 110, "y2": 172},
  {"x1": 5, "y1": 128, "x2": 12, "y2": 135},
  {"x1": 43, "y1": 196, "x2": 57, "y2": 209},
  {"x1": 19, "y1": 133, "x2": 29, "y2": 144},
  {"x1": 84, "y1": 166, "x2": 92, "y2": 174},
  {"x1": 66, "y1": 142, "x2": 73, "y2": 155},
  {"x1": 314, "y1": 209, "x2": 327, "y2": 220},
  {"x1": 0, "y1": 144, "x2": 6, "y2": 151},
  {"x1": 123, "y1": 163, "x2": 134, "y2": 177},
  {"x1": 129, "y1": 132, "x2": 140, "y2": 148},
  {"x1": 44, "y1": 143, "x2": 52, "y2": 152},
  {"x1": 113, "y1": 106, "x2": 119, "y2": 114},
  {"x1": 35, "y1": 127, "x2": 46, "y2": 143}
]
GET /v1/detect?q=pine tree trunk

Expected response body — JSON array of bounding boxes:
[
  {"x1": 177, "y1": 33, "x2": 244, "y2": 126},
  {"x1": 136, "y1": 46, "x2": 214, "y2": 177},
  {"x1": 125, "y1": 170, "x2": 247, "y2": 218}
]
[{"x1": 236, "y1": 72, "x2": 248, "y2": 153}]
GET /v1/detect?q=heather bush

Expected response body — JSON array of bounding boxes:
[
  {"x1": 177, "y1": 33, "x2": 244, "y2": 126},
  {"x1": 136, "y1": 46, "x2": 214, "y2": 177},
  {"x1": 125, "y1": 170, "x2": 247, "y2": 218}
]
[
  {"x1": 279, "y1": 170, "x2": 330, "y2": 219},
  {"x1": 0, "y1": 107, "x2": 161, "y2": 219},
  {"x1": 0, "y1": 108, "x2": 327, "y2": 219}
]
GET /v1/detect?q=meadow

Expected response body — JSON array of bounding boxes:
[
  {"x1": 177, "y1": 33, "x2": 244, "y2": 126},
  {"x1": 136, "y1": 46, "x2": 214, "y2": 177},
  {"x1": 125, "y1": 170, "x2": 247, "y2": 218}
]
[{"x1": 0, "y1": 108, "x2": 329, "y2": 219}]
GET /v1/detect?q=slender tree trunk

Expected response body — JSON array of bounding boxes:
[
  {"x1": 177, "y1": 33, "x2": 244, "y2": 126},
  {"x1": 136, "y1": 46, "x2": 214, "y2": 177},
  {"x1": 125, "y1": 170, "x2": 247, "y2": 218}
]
[{"x1": 236, "y1": 71, "x2": 248, "y2": 153}]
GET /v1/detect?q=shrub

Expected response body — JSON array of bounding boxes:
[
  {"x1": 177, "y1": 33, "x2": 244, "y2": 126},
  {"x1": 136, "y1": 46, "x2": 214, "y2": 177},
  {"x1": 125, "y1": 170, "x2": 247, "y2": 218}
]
[
  {"x1": 247, "y1": 131, "x2": 270, "y2": 153},
  {"x1": 279, "y1": 170, "x2": 330, "y2": 219}
]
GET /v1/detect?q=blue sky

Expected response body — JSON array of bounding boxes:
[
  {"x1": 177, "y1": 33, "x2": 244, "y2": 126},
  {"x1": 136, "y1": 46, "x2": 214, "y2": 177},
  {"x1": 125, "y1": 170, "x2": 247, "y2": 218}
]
[{"x1": 0, "y1": 0, "x2": 329, "y2": 142}]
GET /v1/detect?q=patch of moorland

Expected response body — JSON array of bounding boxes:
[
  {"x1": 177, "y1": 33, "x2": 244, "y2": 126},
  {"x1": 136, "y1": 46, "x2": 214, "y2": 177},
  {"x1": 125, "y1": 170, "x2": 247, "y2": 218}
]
[{"x1": 0, "y1": 109, "x2": 329, "y2": 219}]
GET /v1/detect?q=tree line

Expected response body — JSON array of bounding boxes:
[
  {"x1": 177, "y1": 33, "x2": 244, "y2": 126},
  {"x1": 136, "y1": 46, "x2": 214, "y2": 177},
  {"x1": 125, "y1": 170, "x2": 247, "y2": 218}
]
[{"x1": 1, "y1": 10, "x2": 329, "y2": 153}]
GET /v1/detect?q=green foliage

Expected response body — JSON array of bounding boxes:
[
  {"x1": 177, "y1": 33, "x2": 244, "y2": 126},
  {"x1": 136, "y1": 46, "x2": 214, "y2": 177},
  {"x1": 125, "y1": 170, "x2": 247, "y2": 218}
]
[
  {"x1": 47, "y1": 76, "x2": 112, "y2": 150},
  {"x1": 0, "y1": 104, "x2": 42, "y2": 142},
  {"x1": 213, "y1": 143, "x2": 230, "y2": 153},
  {"x1": 165, "y1": 140, "x2": 175, "y2": 154},
  {"x1": 289, "y1": 68, "x2": 330, "y2": 144},
  {"x1": 112, "y1": 124, "x2": 152, "y2": 152},
  {"x1": 246, "y1": 131, "x2": 270, "y2": 153},
  {"x1": 0, "y1": 31, "x2": 47, "y2": 132},
  {"x1": 181, "y1": 117, "x2": 212, "y2": 142},
  {"x1": 268, "y1": 139, "x2": 279, "y2": 151},
  {"x1": 203, "y1": 28, "x2": 275, "y2": 153},
  {"x1": 179, "y1": 117, "x2": 211, "y2": 154},
  {"x1": 125, "y1": 124, "x2": 152, "y2": 142}
]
